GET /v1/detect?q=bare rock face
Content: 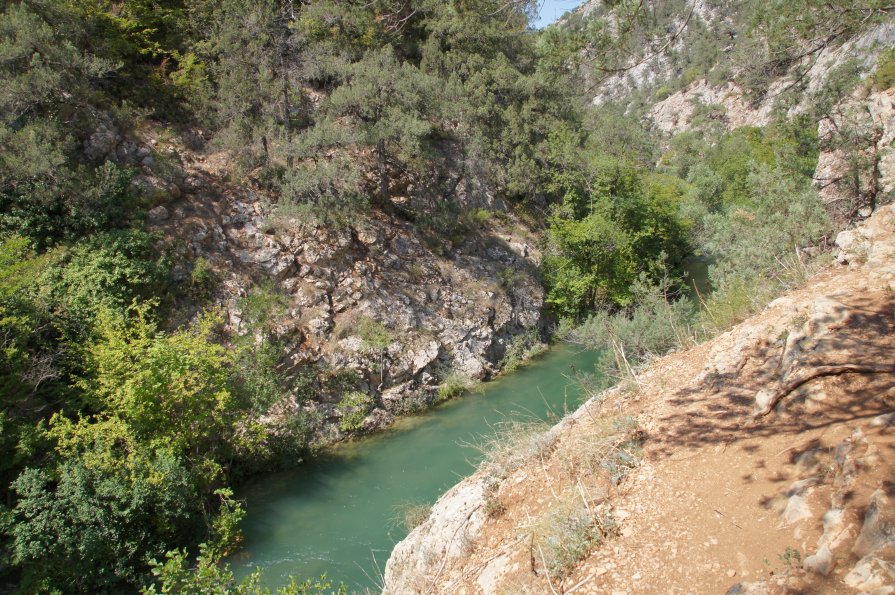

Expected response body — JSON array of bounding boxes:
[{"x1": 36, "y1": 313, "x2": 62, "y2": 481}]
[
  {"x1": 144, "y1": 149, "x2": 546, "y2": 438},
  {"x1": 83, "y1": 123, "x2": 121, "y2": 161},
  {"x1": 836, "y1": 204, "x2": 895, "y2": 289},
  {"x1": 643, "y1": 21, "x2": 895, "y2": 137},
  {"x1": 384, "y1": 479, "x2": 488, "y2": 594}
]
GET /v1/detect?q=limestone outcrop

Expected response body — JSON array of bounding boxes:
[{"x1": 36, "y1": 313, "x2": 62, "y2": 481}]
[{"x1": 113, "y1": 128, "x2": 545, "y2": 439}]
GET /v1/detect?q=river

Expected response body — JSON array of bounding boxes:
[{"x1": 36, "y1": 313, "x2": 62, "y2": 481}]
[{"x1": 231, "y1": 343, "x2": 601, "y2": 592}]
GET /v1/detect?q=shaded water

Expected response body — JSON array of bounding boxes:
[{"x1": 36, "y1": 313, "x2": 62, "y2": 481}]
[{"x1": 232, "y1": 344, "x2": 600, "y2": 591}]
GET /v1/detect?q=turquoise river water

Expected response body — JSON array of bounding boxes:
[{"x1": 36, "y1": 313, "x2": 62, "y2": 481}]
[{"x1": 231, "y1": 343, "x2": 600, "y2": 592}]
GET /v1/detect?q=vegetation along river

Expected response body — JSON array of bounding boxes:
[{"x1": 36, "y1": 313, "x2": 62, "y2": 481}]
[{"x1": 231, "y1": 344, "x2": 601, "y2": 591}]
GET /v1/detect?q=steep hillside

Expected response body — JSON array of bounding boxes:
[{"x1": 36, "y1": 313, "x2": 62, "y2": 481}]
[
  {"x1": 383, "y1": 197, "x2": 895, "y2": 595},
  {"x1": 3, "y1": 0, "x2": 893, "y2": 591},
  {"x1": 561, "y1": 0, "x2": 895, "y2": 222},
  {"x1": 128, "y1": 128, "x2": 545, "y2": 439}
]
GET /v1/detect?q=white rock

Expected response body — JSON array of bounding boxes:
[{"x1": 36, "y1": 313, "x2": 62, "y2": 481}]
[{"x1": 803, "y1": 544, "x2": 834, "y2": 575}]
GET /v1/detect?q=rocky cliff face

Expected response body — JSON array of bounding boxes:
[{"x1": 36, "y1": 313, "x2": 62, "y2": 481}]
[
  {"x1": 645, "y1": 22, "x2": 895, "y2": 134},
  {"x1": 86, "y1": 124, "x2": 545, "y2": 438},
  {"x1": 576, "y1": 0, "x2": 895, "y2": 223}
]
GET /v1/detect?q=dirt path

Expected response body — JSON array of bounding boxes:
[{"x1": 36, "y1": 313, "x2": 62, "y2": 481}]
[
  {"x1": 565, "y1": 208, "x2": 895, "y2": 593},
  {"x1": 569, "y1": 283, "x2": 895, "y2": 594}
]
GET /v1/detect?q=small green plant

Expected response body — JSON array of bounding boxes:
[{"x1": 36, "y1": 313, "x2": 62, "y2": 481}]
[
  {"x1": 358, "y1": 317, "x2": 392, "y2": 352},
  {"x1": 872, "y1": 48, "x2": 895, "y2": 91},
  {"x1": 467, "y1": 208, "x2": 493, "y2": 227},
  {"x1": 437, "y1": 371, "x2": 471, "y2": 402},
  {"x1": 336, "y1": 391, "x2": 373, "y2": 433},
  {"x1": 654, "y1": 84, "x2": 672, "y2": 101},
  {"x1": 188, "y1": 256, "x2": 216, "y2": 299},
  {"x1": 358, "y1": 317, "x2": 392, "y2": 385},
  {"x1": 601, "y1": 438, "x2": 643, "y2": 485},
  {"x1": 237, "y1": 282, "x2": 288, "y2": 333},
  {"x1": 474, "y1": 418, "x2": 555, "y2": 479},
  {"x1": 779, "y1": 546, "x2": 801, "y2": 568},
  {"x1": 483, "y1": 476, "x2": 505, "y2": 518},
  {"x1": 408, "y1": 263, "x2": 425, "y2": 282},
  {"x1": 209, "y1": 488, "x2": 245, "y2": 555},
  {"x1": 531, "y1": 496, "x2": 617, "y2": 580},
  {"x1": 554, "y1": 414, "x2": 643, "y2": 485},
  {"x1": 497, "y1": 267, "x2": 517, "y2": 288},
  {"x1": 500, "y1": 329, "x2": 547, "y2": 373},
  {"x1": 484, "y1": 495, "x2": 506, "y2": 518}
]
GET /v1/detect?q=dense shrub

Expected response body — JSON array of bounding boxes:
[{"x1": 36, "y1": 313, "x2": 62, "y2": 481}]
[
  {"x1": 41, "y1": 230, "x2": 169, "y2": 341},
  {"x1": 872, "y1": 49, "x2": 895, "y2": 91}
]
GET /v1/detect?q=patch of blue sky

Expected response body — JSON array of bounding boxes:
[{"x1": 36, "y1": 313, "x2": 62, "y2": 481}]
[{"x1": 532, "y1": 0, "x2": 587, "y2": 29}]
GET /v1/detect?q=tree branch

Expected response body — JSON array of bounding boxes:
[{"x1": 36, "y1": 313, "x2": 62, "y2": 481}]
[{"x1": 753, "y1": 364, "x2": 895, "y2": 418}]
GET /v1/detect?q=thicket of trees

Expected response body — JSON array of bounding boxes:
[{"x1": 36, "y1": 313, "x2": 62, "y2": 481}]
[{"x1": 0, "y1": 0, "x2": 887, "y2": 591}]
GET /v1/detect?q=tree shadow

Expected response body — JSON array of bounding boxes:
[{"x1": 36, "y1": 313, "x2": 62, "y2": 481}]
[{"x1": 645, "y1": 292, "x2": 895, "y2": 459}]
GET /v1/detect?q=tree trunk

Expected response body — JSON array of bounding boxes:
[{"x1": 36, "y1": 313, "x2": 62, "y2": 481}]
[
  {"x1": 753, "y1": 364, "x2": 895, "y2": 418},
  {"x1": 282, "y1": 78, "x2": 293, "y2": 168},
  {"x1": 377, "y1": 140, "x2": 389, "y2": 203}
]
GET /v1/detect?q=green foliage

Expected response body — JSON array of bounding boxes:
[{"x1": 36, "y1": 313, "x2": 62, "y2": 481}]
[
  {"x1": 497, "y1": 267, "x2": 518, "y2": 288},
  {"x1": 229, "y1": 339, "x2": 319, "y2": 463},
  {"x1": 532, "y1": 497, "x2": 617, "y2": 580},
  {"x1": 209, "y1": 488, "x2": 246, "y2": 555},
  {"x1": 279, "y1": 154, "x2": 367, "y2": 226},
  {"x1": 198, "y1": 0, "x2": 300, "y2": 166},
  {"x1": 700, "y1": 166, "x2": 830, "y2": 290},
  {"x1": 233, "y1": 339, "x2": 287, "y2": 415},
  {"x1": 779, "y1": 546, "x2": 802, "y2": 568},
  {"x1": 476, "y1": 418, "x2": 555, "y2": 480},
  {"x1": 566, "y1": 274, "x2": 696, "y2": 388},
  {"x1": 0, "y1": 139, "x2": 140, "y2": 246},
  {"x1": 237, "y1": 282, "x2": 289, "y2": 333},
  {"x1": 437, "y1": 371, "x2": 472, "y2": 402},
  {"x1": 73, "y1": 303, "x2": 241, "y2": 469},
  {"x1": 541, "y1": 112, "x2": 688, "y2": 318},
  {"x1": 392, "y1": 501, "x2": 432, "y2": 532},
  {"x1": 3, "y1": 299, "x2": 278, "y2": 590},
  {"x1": 499, "y1": 329, "x2": 548, "y2": 373},
  {"x1": 0, "y1": 1, "x2": 115, "y2": 119},
  {"x1": 542, "y1": 208, "x2": 637, "y2": 316},
  {"x1": 670, "y1": 121, "x2": 819, "y2": 219},
  {"x1": 10, "y1": 446, "x2": 198, "y2": 591},
  {"x1": 41, "y1": 229, "x2": 169, "y2": 341},
  {"x1": 189, "y1": 256, "x2": 217, "y2": 300},
  {"x1": 357, "y1": 317, "x2": 393, "y2": 353},
  {"x1": 0, "y1": 237, "x2": 51, "y2": 399},
  {"x1": 144, "y1": 544, "x2": 347, "y2": 595},
  {"x1": 872, "y1": 49, "x2": 895, "y2": 91},
  {"x1": 337, "y1": 391, "x2": 373, "y2": 433}
]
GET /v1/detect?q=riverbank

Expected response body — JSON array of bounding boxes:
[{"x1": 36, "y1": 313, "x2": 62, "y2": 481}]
[
  {"x1": 230, "y1": 344, "x2": 601, "y2": 591},
  {"x1": 383, "y1": 205, "x2": 895, "y2": 593}
]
